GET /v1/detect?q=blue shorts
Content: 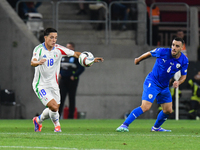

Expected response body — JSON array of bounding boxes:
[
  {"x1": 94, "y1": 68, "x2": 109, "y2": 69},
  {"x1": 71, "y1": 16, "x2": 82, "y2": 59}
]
[{"x1": 142, "y1": 78, "x2": 172, "y2": 104}]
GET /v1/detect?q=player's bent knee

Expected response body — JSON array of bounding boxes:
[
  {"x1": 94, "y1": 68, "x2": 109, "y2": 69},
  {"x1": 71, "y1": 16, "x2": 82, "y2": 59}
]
[
  {"x1": 140, "y1": 100, "x2": 152, "y2": 112},
  {"x1": 48, "y1": 103, "x2": 59, "y2": 112},
  {"x1": 163, "y1": 109, "x2": 173, "y2": 114},
  {"x1": 47, "y1": 100, "x2": 59, "y2": 112},
  {"x1": 143, "y1": 107, "x2": 151, "y2": 112},
  {"x1": 49, "y1": 106, "x2": 58, "y2": 112},
  {"x1": 140, "y1": 105, "x2": 151, "y2": 112}
]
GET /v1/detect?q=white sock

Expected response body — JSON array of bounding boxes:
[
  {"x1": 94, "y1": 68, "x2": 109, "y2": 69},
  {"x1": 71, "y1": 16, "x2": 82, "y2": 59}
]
[
  {"x1": 49, "y1": 110, "x2": 60, "y2": 127},
  {"x1": 37, "y1": 108, "x2": 50, "y2": 124}
]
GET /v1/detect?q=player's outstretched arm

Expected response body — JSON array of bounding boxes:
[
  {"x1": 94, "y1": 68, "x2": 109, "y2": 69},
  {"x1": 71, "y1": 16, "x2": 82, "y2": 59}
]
[
  {"x1": 74, "y1": 51, "x2": 104, "y2": 63},
  {"x1": 31, "y1": 58, "x2": 46, "y2": 67},
  {"x1": 134, "y1": 52, "x2": 152, "y2": 65},
  {"x1": 73, "y1": 52, "x2": 81, "y2": 58},
  {"x1": 94, "y1": 57, "x2": 104, "y2": 63}
]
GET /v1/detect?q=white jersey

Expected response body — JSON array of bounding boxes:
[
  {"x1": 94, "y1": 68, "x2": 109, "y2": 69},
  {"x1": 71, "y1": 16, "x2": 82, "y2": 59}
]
[{"x1": 32, "y1": 43, "x2": 75, "y2": 90}]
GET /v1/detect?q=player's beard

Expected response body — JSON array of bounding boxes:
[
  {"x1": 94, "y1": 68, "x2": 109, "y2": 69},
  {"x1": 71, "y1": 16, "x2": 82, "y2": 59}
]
[{"x1": 172, "y1": 50, "x2": 181, "y2": 58}]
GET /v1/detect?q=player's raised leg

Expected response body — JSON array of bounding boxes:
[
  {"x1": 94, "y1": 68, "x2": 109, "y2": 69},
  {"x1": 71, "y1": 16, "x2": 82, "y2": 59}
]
[
  {"x1": 116, "y1": 100, "x2": 152, "y2": 132},
  {"x1": 33, "y1": 108, "x2": 50, "y2": 132},
  {"x1": 151, "y1": 102, "x2": 172, "y2": 132},
  {"x1": 47, "y1": 99, "x2": 61, "y2": 132},
  {"x1": 116, "y1": 107, "x2": 143, "y2": 132}
]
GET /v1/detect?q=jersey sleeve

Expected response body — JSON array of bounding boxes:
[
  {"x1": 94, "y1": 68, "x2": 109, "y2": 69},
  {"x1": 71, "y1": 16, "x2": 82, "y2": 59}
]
[
  {"x1": 150, "y1": 48, "x2": 163, "y2": 57},
  {"x1": 56, "y1": 44, "x2": 75, "y2": 57},
  {"x1": 180, "y1": 58, "x2": 189, "y2": 76},
  {"x1": 31, "y1": 45, "x2": 42, "y2": 60}
]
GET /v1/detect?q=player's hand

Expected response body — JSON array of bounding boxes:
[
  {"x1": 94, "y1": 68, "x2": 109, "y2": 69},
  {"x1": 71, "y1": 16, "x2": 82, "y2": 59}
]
[
  {"x1": 70, "y1": 76, "x2": 75, "y2": 81},
  {"x1": 173, "y1": 81, "x2": 179, "y2": 88},
  {"x1": 94, "y1": 57, "x2": 104, "y2": 63},
  {"x1": 134, "y1": 58, "x2": 140, "y2": 65},
  {"x1": 39, "y1": 59, "x2": 46, "y2": 65}
]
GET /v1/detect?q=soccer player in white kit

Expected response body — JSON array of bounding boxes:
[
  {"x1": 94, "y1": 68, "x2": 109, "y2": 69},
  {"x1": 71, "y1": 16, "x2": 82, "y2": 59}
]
[{"x1": 31, "y1": 28, "x2": 103, "y2": 132}]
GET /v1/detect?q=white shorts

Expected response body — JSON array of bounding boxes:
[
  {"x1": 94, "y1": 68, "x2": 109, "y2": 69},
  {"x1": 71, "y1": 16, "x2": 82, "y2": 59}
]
[{"x1": 33, "y1": 87, "x2": 60, "y2": 106}]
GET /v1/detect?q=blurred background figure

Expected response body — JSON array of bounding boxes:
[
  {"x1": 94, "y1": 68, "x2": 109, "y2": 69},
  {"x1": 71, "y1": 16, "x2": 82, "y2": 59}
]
[
  {"x1": 77, "y1": 0, "x2": 88, "y2": 15},
  {"x1": 59, "y1": 42, "x2": 85, "y2": 119},
  {"x1": 7, "y1": 0, "x2": 42, "y2": 19},
  {"x1": 111, "y1": 0, "x2": 132, "y2": 31},
  {"x1": 176, "y1": 29, "x2": 187, "y2": 57},
  {"x1": 188, "y1": 71, "x2": 200, "y2": 119},
  {"x1": 89, "y1": 0, "x2": 136, "y2": 31},
  {"x1": 23, "y1": 2, "x2": 42, "y2": 14},
  {"x1": 146, "y1": 0, "x2": 160, "y2": 46}
]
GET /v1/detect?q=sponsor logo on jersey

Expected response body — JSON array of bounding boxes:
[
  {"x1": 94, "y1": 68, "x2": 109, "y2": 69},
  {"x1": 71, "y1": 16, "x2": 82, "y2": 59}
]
[
  {"x1": 148, "y1": 94, "x2": 153, "y2": 99},
  {"x1": 170, "y1": 62, "x2": 174, "y2": 65}
]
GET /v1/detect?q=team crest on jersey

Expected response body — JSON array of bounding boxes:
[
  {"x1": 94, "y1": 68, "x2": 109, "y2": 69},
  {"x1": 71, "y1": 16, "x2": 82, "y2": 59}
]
[
  {"x1": 185, "y1": 69, "x2": 187, "y2": 73},
  {"x1": 43, "y1": 54, "x2": 47, "y2": 58},
  {"x1": 176, "y1": 63, "x2": 181, "y2": 68},
  {"x1": 148, "y1": 94, "x2": 153, "y2": 99},
  {"x1": 34, "y1": 53, "x2": 37, "y2": 56}
]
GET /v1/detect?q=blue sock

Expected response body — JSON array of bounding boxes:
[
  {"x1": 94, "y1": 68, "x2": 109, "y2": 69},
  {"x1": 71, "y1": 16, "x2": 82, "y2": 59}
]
[
  {"x1": 154, "y1": 110, "x2": 169, "y2": 128},
  {"x1": 123, "y1": 107, "x2": 143, "y2": 126}
]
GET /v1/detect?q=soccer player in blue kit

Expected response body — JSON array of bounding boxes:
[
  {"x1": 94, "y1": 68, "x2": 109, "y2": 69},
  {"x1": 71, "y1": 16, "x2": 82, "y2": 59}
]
[{"x1": 116, "y1": 37, "x2": 189, "y2": 132}]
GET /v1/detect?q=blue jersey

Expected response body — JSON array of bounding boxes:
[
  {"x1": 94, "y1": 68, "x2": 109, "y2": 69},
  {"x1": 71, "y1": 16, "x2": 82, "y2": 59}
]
[{"x1": 146, "y1": 47, "x2": 189, "y2": 88}]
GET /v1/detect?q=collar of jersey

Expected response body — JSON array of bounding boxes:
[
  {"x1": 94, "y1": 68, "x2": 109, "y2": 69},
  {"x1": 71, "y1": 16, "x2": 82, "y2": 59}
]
[{"x1": 42, "y1": 42, "x2": 55, "y2": 51}]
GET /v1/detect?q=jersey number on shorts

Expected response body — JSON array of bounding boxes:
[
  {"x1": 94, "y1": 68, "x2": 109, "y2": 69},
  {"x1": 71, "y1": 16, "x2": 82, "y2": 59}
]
[
  {"x1": 47, "y1": 59, "x2": 54, "y2": 67},
  {"x1": 39, "y1": 89, "x2": 46, "y2": 98}
]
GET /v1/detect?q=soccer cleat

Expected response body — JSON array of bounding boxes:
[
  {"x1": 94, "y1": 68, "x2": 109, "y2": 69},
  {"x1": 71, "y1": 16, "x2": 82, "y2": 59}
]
[
  {"x1": 151, "y1": 126, "x2": 171, "y2": 132},
  {"x1": 54, "y1": 126, "x2": 62, "y2": 132},
  {"x1": 33, "y1": 117, "x2": 42, "y2": 132},
  {"x1": 116, "y1": 124, "x2": 129, "y2": 132}
]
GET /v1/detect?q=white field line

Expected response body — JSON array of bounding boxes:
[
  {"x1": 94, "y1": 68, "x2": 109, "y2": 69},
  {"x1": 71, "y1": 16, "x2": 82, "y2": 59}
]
[
  {"x1": 0, "y1": 133, "x2": 199, "y2": 149},
  {"x1": 0, "y1": 146, "x2": 119, "y2": 150},
  {"x1": 0, "y1": 132, "x2": 200, "y2": 137},
  {"x1": 0, "y1": 146, "x2": 77, "y2": 150}
]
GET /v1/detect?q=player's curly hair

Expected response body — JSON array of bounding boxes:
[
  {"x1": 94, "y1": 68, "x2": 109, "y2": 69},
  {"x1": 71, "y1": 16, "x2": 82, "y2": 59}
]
[{"x1": 44, "y1": 28, "x2": 57, "y2": 36}]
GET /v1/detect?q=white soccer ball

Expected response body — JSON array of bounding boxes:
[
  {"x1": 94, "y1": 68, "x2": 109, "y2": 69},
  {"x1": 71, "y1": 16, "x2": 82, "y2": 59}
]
[{"x1": 78, "y1": 51, "x2": 94, "y2": 67}]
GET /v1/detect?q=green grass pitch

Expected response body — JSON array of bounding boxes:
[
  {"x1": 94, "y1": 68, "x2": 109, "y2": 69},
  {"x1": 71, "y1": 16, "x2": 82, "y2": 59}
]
[{"x1": 0, "y1": 119, "x2": 199, "y2": 150}]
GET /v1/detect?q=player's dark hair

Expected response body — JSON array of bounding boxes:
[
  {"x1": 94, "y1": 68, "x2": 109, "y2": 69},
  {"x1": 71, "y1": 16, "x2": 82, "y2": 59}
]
[
  {"x1": 173, "y1": 37, "x2": 185, "y2": 44},
  {"x1": 67, "y1": 42, "x2": 75, "y2": 48},
  {"x1": 44, "y1": 28, "x2": 57, "y2": 36}
]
